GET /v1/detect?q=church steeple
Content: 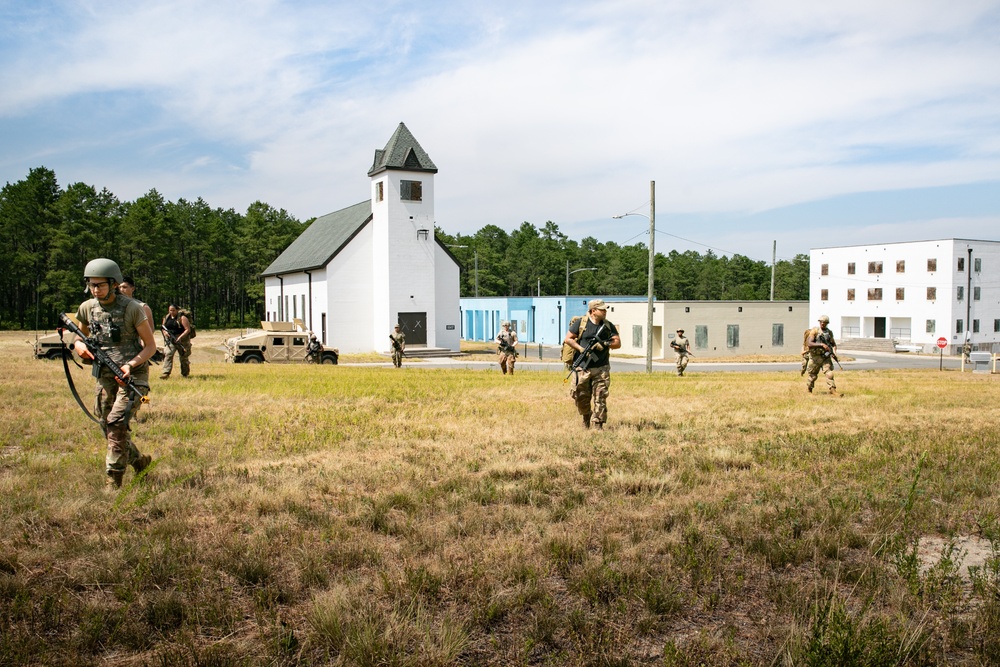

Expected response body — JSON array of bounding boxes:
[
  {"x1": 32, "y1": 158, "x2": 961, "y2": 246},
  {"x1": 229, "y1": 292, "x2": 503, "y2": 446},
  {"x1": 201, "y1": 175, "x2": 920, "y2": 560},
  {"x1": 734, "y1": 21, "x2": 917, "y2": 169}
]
[{"x1": 368, "y1": 122, "x2": 438, "y2": 176}]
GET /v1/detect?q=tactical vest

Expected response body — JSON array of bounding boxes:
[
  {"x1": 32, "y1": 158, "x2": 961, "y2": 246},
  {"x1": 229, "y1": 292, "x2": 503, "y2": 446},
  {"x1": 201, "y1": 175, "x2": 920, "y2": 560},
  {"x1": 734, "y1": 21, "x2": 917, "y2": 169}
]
[
  {"x1": 163, "y1": 313, "x2": 185, "y2": 338},
  {"x1": 83, "y1": 295, "x2": 143, "y2": 368}
]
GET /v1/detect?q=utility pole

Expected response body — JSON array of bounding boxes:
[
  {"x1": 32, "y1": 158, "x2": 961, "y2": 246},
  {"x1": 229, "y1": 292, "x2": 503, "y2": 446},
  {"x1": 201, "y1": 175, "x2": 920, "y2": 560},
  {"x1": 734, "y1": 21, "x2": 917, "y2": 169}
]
[
  {"x1": 770, "y1": 240, "x2": 776, "y2": 301},
  {"x1": 646, "y1": 181, "x2": 655, "y2": 374}
]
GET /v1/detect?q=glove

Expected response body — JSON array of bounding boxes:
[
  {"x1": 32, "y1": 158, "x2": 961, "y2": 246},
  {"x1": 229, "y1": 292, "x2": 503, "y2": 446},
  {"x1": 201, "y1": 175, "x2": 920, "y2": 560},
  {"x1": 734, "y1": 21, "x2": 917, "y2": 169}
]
[{"x1": 73, "y1": 340, "x2": 94, "y2": 361}]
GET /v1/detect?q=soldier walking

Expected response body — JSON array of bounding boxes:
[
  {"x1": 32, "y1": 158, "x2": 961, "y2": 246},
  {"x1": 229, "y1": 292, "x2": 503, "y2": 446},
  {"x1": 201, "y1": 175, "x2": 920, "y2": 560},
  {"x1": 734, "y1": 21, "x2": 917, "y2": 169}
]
[
  {"x1": 805, "y1": 314, "x2": 840, "y2": 396},
  {"x1": 160, "y1": 304, "x2": 192, "y2": 379},
  {"x1": 671, "y1": 328, "x2": 691, "y2": 376},
  {"x1": 496, "y1": 320, "x2": 518, "y2": 375},
  {"x1": 564, "y1": 299, "x2": 621, "y2": 430},
  {"x1": 390, "y1": 324, "x2": 406, "y2": 368}
]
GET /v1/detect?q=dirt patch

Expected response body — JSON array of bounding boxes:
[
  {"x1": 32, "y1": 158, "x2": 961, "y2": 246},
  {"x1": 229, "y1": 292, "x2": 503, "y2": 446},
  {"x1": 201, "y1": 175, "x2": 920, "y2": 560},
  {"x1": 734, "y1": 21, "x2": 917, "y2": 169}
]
[{"x1": 918, "y1": 535, "x2": 997, "y2": 580}]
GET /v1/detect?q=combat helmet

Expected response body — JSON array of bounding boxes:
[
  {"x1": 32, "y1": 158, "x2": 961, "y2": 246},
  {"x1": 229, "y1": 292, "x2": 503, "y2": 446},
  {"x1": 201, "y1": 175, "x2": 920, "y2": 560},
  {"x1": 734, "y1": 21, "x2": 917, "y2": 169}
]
[
  {"x1": 84, "y1": 258, "x2": 124, "y2": 285},
  {"x1": 818, "y1": 314, "x2": 830, "y2": 324}
]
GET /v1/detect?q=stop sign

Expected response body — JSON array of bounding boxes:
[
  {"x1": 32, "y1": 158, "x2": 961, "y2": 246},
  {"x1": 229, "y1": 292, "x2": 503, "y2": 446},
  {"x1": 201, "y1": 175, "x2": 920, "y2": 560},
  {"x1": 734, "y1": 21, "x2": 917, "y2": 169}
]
[{"x1": 936, "y1": 337, "x2": 948, "y2": 349}]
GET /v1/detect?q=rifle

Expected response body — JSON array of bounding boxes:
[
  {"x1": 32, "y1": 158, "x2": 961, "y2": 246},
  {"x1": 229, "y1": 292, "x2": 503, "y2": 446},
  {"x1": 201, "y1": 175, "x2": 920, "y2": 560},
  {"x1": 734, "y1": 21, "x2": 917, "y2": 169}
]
[
  {"x1": 160, "y1": 325, "x2": 177, "y2": 346},
  {"x1": 59, "y1": 313, "x2": 149, "y2": 406},
  {"x1": 823, "y1": 347, "x2": 843, "y2": 371},
  {"x1": 670, "y1": 342, "x2": 694, "y2": 357},
  {"x1": 497, "y1": 335, "x2": 519, "y2": 357},
  {"x1": 564, "y1": 322, "x2": 610, "y2": 383},
  {"x1": 389, "y1": 335, "x2": 404, "y2": 355}
]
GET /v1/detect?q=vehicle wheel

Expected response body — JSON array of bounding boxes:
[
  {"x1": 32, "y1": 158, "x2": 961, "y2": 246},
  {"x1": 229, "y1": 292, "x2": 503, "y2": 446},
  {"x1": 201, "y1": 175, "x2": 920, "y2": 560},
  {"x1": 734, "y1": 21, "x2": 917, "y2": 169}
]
[
  {"x1": 242, "y1": 353, "x2": 264, "y2": 364},
  {"x1": 46, "y1": 349, "x2": 66, "y2": 360},
  {"x1": 321, "y1": 354, "x2": 338, "y2": 365}
]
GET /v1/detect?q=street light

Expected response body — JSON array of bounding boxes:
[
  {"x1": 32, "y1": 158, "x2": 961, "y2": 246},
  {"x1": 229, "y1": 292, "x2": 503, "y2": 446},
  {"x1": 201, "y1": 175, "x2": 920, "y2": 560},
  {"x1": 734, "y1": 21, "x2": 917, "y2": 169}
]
[
  {"x1": 445, "y1": 244, "x2": 478, "y2": 297},
  {"x1": 566, "y1": 261, "x2": 597, "y2": 296},
  {"x1": 613, "y1": 180, "x2": 655, "y2": 374}
]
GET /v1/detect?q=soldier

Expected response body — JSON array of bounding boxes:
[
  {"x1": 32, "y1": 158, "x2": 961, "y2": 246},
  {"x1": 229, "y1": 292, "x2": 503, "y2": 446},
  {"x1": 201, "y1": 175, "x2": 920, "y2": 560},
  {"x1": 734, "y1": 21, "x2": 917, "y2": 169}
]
[
  {"x1": 496, "y1": 320, "x2": 518, "y2": 375},
  {"x1": 671, "y1": 328, "x2": 691, "y2": 376},
  {"x1": 118, "y1": 276, "x2": 153, "y2": 326},
  {"x1": 805, "y1": 314, "x2": 840, "y2": 396},
  {"x1": 390, "y1": 324, "x2": 406, "y2": 368},
  {"x1": 564, "y1": 299, "x2": 621, "y2": 429},
  {"x1": 800, "y1": 326, "x2": 817, "y2": 376},
  {"x1": 72, "y1": 258, "x2": 157, "y2": 488},
  {"x1": 160, "y1": 304, "x2": 192, "y2": 379}
]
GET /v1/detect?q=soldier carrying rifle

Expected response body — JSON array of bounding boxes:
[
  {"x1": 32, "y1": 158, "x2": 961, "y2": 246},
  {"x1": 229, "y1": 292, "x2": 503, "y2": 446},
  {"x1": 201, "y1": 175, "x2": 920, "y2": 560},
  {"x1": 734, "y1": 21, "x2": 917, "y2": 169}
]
[
  {"x1": 563, "y1": 299, "x2": 621, "y2": 430},
  {"x1": 805, "y1": 314, "x2": 841, "y2": 396},
  {"x1": 389, "y1": 324, "x2": 406, "y2": 368},
  {"x1": 496, "y1": 320, "x2": 518, "y2": 375}
]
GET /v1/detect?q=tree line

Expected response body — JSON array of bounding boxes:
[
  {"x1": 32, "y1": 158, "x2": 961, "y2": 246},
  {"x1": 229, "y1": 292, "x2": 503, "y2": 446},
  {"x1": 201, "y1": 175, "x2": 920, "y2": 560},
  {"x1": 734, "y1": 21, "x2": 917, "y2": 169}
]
[
  {"x1": 436, "y1": 221, "x2": 809, "y2": 301},
  {"x1": 0, "y1": 167, "x2": 809, "y2": 331}
]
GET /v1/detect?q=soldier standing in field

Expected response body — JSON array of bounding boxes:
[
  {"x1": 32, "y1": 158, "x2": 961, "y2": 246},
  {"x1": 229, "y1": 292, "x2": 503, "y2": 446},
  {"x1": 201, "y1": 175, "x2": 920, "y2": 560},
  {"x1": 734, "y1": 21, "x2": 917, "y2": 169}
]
[
  {"x1": 390, "y1": 324, "x2": 406, "y2": 368},
  {"x1": 671, "y1": 328, "x2": 691, "y2": 376},
  {"x1": 564, "y1": 299, "x2": 621, "y2": 430},
  {"x1": 496, "y1": 320, "x2": 518, "y2": 375},
  {"x1": 118, "y1": 276, "x2": 153, "y2": 326},
  {"x1": 72, "y1": 258, "x2": 157, "y2": 489},
  {"x1": 805, "y1": 314, "x2": 840, "y2": 396},
  {"x1": 160, "y1": 304, "x2": 192, "y2": 379}
]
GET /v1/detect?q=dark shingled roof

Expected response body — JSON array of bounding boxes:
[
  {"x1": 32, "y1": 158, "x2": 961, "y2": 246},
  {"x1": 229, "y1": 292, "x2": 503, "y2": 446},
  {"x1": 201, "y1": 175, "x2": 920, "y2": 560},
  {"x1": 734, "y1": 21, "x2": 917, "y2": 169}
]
[
  {"x1": 261, "y1": 201, "x2": 372, "y2": 277},
  {"x1": 368, "y1": 122, "x2": 438, "y2": 176}
]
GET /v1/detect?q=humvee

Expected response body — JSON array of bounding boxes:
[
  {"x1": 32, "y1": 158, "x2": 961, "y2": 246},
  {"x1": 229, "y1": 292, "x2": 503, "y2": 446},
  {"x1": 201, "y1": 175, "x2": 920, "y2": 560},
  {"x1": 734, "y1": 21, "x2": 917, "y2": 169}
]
[{"x1": 224, "y1": 320, "x2": 339, "y2": 364}]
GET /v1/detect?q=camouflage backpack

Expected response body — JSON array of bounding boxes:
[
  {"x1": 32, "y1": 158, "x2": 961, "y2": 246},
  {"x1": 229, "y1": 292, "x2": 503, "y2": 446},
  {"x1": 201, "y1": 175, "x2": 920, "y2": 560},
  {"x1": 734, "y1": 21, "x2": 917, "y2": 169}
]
[
  {"x1": 179, "y1": 308, "x2": 197, "y2": 339},
  {"x1": 560, "y1": 316, "x2": 584, "y2": 366}
]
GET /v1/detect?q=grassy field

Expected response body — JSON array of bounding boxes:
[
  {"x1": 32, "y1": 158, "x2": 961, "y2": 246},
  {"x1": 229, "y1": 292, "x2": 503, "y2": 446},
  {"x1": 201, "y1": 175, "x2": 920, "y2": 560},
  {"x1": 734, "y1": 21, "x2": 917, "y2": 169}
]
[{"x1": 2, "y1": 330, "x2": 999, "y2": 666}]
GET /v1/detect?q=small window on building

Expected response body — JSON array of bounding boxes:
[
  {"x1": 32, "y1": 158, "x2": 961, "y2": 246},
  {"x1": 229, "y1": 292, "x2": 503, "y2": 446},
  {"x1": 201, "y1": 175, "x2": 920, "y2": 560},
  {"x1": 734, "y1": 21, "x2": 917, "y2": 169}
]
[
  {"x1": 994, "y1": 319, "x2": 1000, "y2": 333},
  {"x1": 956, "y1": 320, "x2": 964, "y2": 334},
  {"x1": 400, "y1": 180, "x2": 423, "y2": 201},
  {"x1": 376, "y1": 181, "x2": 384, "y2": 202},
  {"x1": 821, "y1": 264, "x2": 828, "y2": 276},
  {"x1": 973, "y1": 319, "x2": 980, "y2": 333},
  {"x1": 867, "y1": 288, "x2": 882, "y2": 300},
  {"x1": 895, "y1": 288, "x2": 905, "y2": 301},
  {"x1": 957, "y1": 286, "x2": 964, "y2": 301},
  {"x1": 958, "y1": 257, "x2": 965, "y2": 272},
  {"x1": 868, "y1": 261, "x2": 883, "y2": 274},
  {"x1": 927, "y1": 287, "x2": 936, "y2": 300},
  {"x1": 632, "y1": 325, "x2": 642, "y2": 348},
  {"x1": 726, "y1": 324, "x2": 740, "y2": 348},
  {"x1": 821, "y1": 289, "x2": 828, "y2": 300},
  {"x1": 927, "y1": 258, "x2": 937, "y2": 272},
  {"x1": 847, "y1": 262, "x2": 855, "y2": 275},
  {"x1": 695, "y1": 325, "x2": 708, "y2": 349},
  {"x1": 772, "y1": 323, "x2": 784, "y2": 347},
  {"x1": 974, "y1": 258, "x2": 982, "y2": 272},
  {"x1": 926, "y1": 320, "x2": 935, "y2": 334},
  {"x1": 847, "y1": 289, "x2": 855, "y2": 301},
  {"x1": 896, "y1": 260, "x2": 905, "y2": 273},
  {"x1": 974, "y1": 286, "x2": 981, "y2": 301},
  {"x1": 301, "y1": 295, "x2": 306, "y2": 318}
]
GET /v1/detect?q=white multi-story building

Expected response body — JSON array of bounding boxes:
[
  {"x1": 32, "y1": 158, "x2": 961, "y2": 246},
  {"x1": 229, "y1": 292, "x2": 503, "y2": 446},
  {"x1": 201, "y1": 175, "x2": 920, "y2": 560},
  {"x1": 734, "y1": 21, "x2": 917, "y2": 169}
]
[{"x1": 810, "y1": 239, "x2": 1000, "y2": 353}]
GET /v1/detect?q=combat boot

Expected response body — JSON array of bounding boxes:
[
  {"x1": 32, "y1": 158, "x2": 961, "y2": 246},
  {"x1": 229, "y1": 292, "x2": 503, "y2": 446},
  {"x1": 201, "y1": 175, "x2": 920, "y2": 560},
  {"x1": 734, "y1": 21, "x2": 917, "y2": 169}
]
[
  {"x1": 583, "y1": 414, "x2": 591, "y2": 429},
  {"x1": 132, "y1": 454, "x2": 152, "y2": 475},
  {"x1": 106, "y1": 470, "x2": 124, "y2": 489},
  {"x1": 829, "y1": 388, "x2": 841, "y2": 397}
]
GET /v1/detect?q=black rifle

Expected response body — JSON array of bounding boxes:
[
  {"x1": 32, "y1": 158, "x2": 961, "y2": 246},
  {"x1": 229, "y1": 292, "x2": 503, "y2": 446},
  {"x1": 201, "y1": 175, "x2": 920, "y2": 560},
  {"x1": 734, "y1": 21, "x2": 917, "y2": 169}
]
[
  {"x1": 389, "y1": 335, "x2": 404, "y2": 355},
  {"x1": 670, "y1": 342, "x2": 694, "y2": 357},
  {"x1": 823, "y1": 347, "x2": 843, "y2": 371},
  {"x1": 59, "y1": 313, "x2": 149, "y2": 406},
  {"x1": 160, "y1": 325, "x2": 177, "y2": 345},
  {"x1": 497, "y1": 335, "x2": 519, "y2": 357},
  {"x1": 564, "y1": 322, "x2": 610, "y2": 382}
]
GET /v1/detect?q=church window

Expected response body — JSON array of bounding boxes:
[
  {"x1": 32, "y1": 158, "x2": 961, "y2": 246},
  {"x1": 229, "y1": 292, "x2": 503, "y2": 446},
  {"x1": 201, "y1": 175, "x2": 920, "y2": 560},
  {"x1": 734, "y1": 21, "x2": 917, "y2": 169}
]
[{"x1": 400, "y1": 180, "x2": 422, "y2": 201}]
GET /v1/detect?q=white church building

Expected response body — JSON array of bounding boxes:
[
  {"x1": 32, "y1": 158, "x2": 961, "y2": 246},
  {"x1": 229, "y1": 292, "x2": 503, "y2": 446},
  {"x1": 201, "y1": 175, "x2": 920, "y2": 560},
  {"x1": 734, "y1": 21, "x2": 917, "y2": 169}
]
[
  {"x1": 261, "y1": 123, "x2": 462, "y2": 354},
  {"x1": 810, "y1": 238, "x2": 1000, "y2": 353}
]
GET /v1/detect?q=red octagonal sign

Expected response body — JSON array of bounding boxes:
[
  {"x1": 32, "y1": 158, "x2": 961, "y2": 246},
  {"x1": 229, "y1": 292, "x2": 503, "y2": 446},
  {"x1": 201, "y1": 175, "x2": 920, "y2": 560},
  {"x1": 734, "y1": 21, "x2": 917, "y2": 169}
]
[{"x1": 936, "y1": 337, "x2": 948, "y2": 349}]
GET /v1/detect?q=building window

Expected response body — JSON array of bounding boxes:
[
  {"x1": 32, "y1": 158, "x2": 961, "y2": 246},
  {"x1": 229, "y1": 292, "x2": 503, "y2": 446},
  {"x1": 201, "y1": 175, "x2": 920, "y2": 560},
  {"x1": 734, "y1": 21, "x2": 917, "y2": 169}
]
[
  {"x1": 821, "y1": 289, "x2": 828, "y2": 300},
  {"x1": 868, "y1": 261, "x2": 883, "y2": 274},
  {"x1": 632, "y1": 325, "x2": 642, "y2": 348},
  {"x1": 375, "y1": 181, "x2": 384, "y2": 202},
  {"x1": 772, "y1": 323, "x2": 784, "y2": 347},
  {"x1": 400, "y1": 180, "x2": 423, "y2": 201},
  {"x1": 994, "y1": 319, "x2": 1000, "y2": 333},
  {"x1": 975, "y1": 258, "x2": 982, "y2": 272},
  {"x1": 895, "y1": 288, "x2": 905, "y2": 301},
  {"x1": 927, "y1": 258, "x2": 937, "y2": 272},
  {"x1": 973, "y1": 319, "x2": 980, "y2": 333},
  {"x1": 956, "y1": 319, "x2": 964, "y2": 334},
  {"x1": 957, "y1": 286, "x2": 964, "y2": 301},
  {"x1": 896, "y1": 260, "x2": 905, "y2": 273},
  {"x1": 847, "y1": 262, "x2": 855, "y2": 275},
  {"x1": 695, "y1": 325, "x2": 708, "y2": 350},
  {"x1": 726, "y1": 324, "x2": 740, "y2": 348},
  {"x1": 868, "y1": 288, "x2": 883, "y2": 300},
  {"x1": 301, "y1": 295, "x2": 306, "y2": 319},
  {"x1": 974, "y1": 286, "x2": 981, "y2": 301},
  {"x1": 958, "y1": 257, "x2": 965, "y2": 272},
  {"x1": 927, "y1": 287, "x2": 936, "y2": 300},
  {"x1": 926, "y1": 320, "x2": 935, "y2": 334},
  {"x1": 416, "y1": 228, "x2": 429, "y2": 240},
  {"x1": 847, "y1": 289, "x2": 855, "y2": 301},
  {"x1": 821, "y1": 264, "x2": 828, "y2": 276}
]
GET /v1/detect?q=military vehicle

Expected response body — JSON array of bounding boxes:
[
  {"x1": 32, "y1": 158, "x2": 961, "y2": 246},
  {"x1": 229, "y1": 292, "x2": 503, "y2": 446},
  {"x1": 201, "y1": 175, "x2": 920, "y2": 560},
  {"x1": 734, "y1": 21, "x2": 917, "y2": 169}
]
[{"x1": 224, "y1": 320, "x2": 338, "y2": 364}]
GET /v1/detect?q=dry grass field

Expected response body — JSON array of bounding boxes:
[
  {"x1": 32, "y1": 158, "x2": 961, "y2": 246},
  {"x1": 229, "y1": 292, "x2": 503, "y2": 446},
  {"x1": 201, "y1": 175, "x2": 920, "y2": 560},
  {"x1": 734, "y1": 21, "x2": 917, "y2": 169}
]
[{"x1": 2, "y1": 330, "x2": 999, "y2": 666}]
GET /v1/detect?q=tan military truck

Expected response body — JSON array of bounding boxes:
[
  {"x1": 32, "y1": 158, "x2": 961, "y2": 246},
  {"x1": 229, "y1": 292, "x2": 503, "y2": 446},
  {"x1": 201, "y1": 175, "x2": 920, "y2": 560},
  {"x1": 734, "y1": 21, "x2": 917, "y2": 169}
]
[{"x1": 224, "y1": 320, "x2": 338, "y2": 364}]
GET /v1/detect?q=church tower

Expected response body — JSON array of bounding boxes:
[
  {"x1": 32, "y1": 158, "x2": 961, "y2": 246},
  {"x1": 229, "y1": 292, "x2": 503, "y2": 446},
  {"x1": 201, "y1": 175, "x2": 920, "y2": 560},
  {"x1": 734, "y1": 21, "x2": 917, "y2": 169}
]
[{"x1": 368, "y1": 123, "x2": 439, "y2": 347}]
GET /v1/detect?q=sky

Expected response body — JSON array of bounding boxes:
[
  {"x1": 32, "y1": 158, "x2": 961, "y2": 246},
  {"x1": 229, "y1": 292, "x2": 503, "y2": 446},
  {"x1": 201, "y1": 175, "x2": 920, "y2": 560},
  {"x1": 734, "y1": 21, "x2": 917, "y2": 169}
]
[{"x1": 2, "y1": 0, "x2": 999, "y2": 265}]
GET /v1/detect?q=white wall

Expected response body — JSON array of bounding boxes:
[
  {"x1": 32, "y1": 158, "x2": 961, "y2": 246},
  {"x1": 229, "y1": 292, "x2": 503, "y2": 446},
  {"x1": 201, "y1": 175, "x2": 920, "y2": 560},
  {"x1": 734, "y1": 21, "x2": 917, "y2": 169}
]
[
  {"x1": 326, "y1": 222, "x2": 375, "y2": 353},
  {"x1": 434, "y1": 243, "x2": 461, "y2": 351}
]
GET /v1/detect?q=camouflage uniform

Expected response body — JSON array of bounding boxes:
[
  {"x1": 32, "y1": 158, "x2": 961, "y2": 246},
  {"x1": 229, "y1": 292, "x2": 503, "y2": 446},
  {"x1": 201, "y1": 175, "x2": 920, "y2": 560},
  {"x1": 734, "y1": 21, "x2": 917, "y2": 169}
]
[
  {"x1": 161, "y1": 311, "x2": 191, "y2": 377},
  {"x1": 76, "y1": 295, "x2": 151, "y2": 477},
  {"x1": 806, "y1": 325, "x2": 838, "y2": 393},
  {"x1": 672, "y1": 331, "x2": 690, "y2": 376},
  {"x1": 390, "y1": 329, "x2": 406, "y2": 368},
  {"x1": 496, "y1": 324, "x2": 518, "y2": 375},
  {"x1": 567, "y1": 305, "x2": 620, "y2": 429}
]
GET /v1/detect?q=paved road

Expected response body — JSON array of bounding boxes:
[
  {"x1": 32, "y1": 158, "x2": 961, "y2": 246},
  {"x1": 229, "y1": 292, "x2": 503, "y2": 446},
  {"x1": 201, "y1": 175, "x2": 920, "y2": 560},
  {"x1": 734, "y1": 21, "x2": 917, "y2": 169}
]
[{"x1": 351, "y1": 348, "x2": 970, "y2": 373}]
